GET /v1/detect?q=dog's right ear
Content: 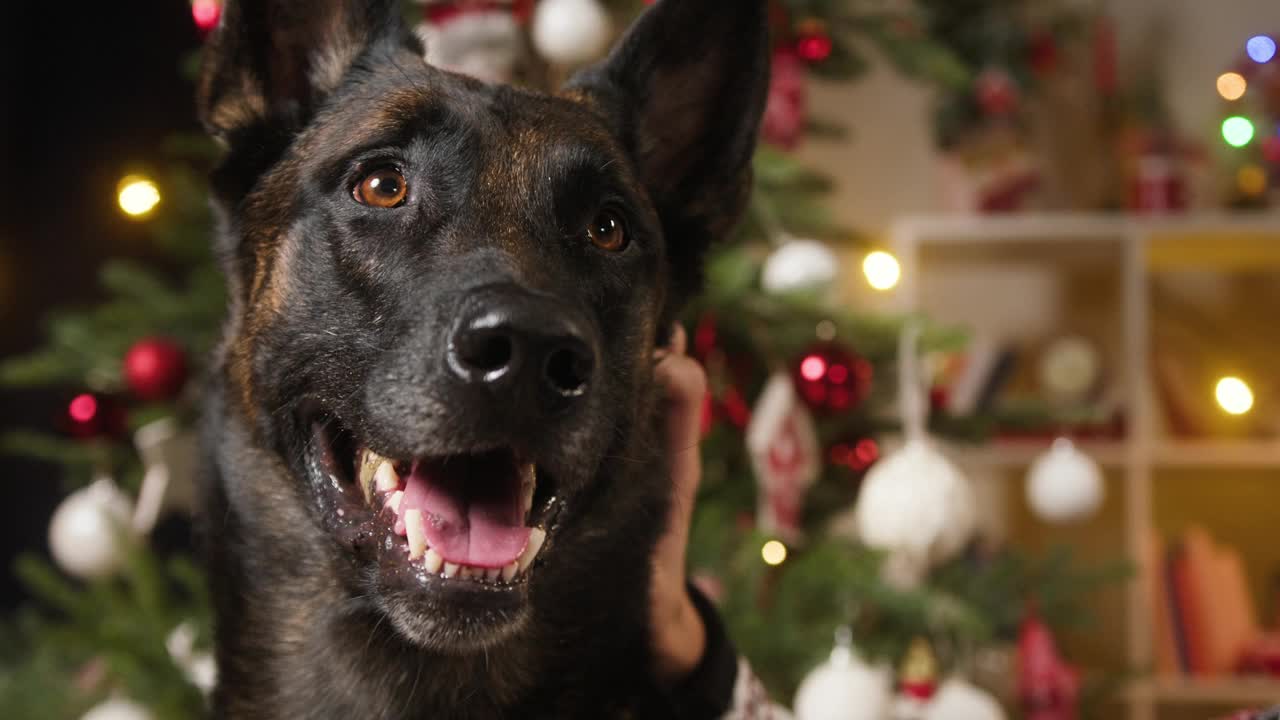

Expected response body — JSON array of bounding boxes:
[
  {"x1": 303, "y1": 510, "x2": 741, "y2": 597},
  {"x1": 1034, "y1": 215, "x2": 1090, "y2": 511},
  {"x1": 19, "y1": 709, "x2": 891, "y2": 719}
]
[{"x1": 198, "y1": 0, "x2": 416, "y2": 142}]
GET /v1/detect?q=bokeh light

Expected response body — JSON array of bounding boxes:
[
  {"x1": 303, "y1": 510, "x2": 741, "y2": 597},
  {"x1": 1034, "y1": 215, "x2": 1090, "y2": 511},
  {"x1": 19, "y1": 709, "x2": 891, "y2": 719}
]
[
  {"x1": 1215, "y1": 377, "x2": 1255, "y2": 416},
  {"x1": 862, "y1": 250, "x2": 902, "y2": 291},
  {"x1": 799, "y1": 355, "x2": 827, "y2": 382},
  {"x1": 191, "y1": 0, "x2": 221, "y2": 31},
  {"x1": 1237, "y1": 165, "x2": 1268, "y2": 196},
  {"x1": 761, "y1": 540, "x2": 788, "y2": 566},
  {"x1": 117, "y1": 175, "x2": 161, "y2": 218},
  {"x1": 68, "y1": 394, "x2": 98, "y2": 424},
  {"x1": 1246, "y1": 35, "x2": 1277, "y2": 64},
  {"x1": 1216, "y1": 72, "x2": 1247, "y2": 101},
  {"x1": 1222, "y1": 116, "x2": 1256, "y2": 148}
]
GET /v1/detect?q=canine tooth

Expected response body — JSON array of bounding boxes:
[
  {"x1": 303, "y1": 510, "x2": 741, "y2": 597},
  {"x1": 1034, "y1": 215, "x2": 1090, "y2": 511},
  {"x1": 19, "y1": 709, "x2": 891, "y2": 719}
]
[
  {"x1": 358, "y1": 450, "x2": 386, "y2": 503},
  {"x1": 501, "y1": 562, "x2": 518, "y2": 583},
  {"x1": 423, "y1": 548, "x2": 444, "y2": 574},
  {"x1": 521, "y1": 466, "x2": 536, "y2": 516},
  {"x1": 443, "y1": 562, "x2": 460, "y2": 579},
  {"x1": 374, "y1": 461, "x2": 400, "y2": 493},
  {"x1": 404, "y1": 510, "x2": 427, "y2": 560},
  {"x1": 485, "y1": 567, "x2": 500, "y2": 582},
  {"x1": 386, "y1": 490, "x2": 404, "y2": 515},
  {"x1": 516, "y1": 527, "x2": 547, "y2": 575}
]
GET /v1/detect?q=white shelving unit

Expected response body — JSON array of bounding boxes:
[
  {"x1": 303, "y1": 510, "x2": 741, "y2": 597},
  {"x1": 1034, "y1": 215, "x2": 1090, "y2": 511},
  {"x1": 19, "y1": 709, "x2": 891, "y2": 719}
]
[{"x1": 891, "y1": 213, "x2": 1280, "y2": 720}]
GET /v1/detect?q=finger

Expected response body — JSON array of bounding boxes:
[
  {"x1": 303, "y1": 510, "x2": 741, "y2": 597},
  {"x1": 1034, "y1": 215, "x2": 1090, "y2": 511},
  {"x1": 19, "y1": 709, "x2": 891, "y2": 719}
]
[{"x1": 669, "y1": 323, "x2": 688, "y2": 356}]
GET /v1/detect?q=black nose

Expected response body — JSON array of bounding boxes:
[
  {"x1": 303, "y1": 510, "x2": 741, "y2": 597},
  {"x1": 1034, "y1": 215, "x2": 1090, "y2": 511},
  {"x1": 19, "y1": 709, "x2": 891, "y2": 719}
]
[{"x1": 448, "y1": 292, "x2": 596, "y2": 406}]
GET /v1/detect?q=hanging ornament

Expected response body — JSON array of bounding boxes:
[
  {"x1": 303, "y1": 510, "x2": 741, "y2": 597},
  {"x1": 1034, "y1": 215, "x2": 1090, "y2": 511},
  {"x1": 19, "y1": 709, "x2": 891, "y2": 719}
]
[
  {"x1": 133, "y1": 418, "x2": 201, "y2": 532},
  {"x1": 417, "y1": 2, "x2": 523, "y2": 83},
  {"x1": 81, "y1": 698, "x2": 154, "y2": 720},
  {"x1": 167, "y1": 622, "x2": 217, "y2": 696},
  {"x1": 49, "y1": 475, "x2": 135, "y2": 580},
  {"x1": 793, "y1": 344, "x2": 873, "y2": 414},
  {"x1": 828, "y1": 436, "x2": 880, "y2": 474},
  {"x1": 923, "y1": 678, "x2": 1008, "y2": 720},
  {"x1": 531, "y1": 0, "x2": 612, "y2": 66},
  {"x1": 123, "y1": 337, "x2": 188, "y2": 402},
  {"x1": 794, "y1": 627, "x2": 892, "y2": 720},
  {"x1": 761, "y1": 237, "x2": 838, "y2": 294},
  {"x1": 890, "y1": 637, "x2": 940, "y2": 719},
  {"x1": 762, "y1": 49, "x2": 808, "y2": 150},
  {"x1": 795, "y1": 23, "x2": 834, "y2": 64},
  {"x1": 1018, "y1": 613, "x2": 1080, "y2": 720},
  {"x1": 747, "y1": 373, "x2": 820, "y2": 543},
  {"x1": 1026, "y1": 438, "x2": 1104, "y2": 523},
  {"x1": 975, "y1": 68, "x2": 1019, "y2": 117},
  {"x1": 856, "y1": 324, "x2": 975, "y2": 588}
]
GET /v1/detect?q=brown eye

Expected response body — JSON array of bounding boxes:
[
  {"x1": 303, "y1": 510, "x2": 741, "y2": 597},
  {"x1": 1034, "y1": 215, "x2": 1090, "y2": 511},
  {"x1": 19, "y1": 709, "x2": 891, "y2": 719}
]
[
  {"x1": 354, "y1": 168, "x2": 408, "y2": 208},
  {"x1": 587, "y1": 211, "x2": 627, "y2": 252}
]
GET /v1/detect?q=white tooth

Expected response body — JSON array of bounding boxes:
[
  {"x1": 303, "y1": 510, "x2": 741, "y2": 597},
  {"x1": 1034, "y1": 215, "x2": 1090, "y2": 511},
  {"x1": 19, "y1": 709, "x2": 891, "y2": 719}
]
[
  {"x1": 423, "y1": 548, "x2": 444, "y2": 574},
  {"x1": 404, "y1": 510, "x2": 426, "y2": 560},
  {"x1": 443, "y1": 562, "x2": 460, "y2": 579},
  {"x1": 501, "y1": 562, "x2": 518, "y2": 583},
  {"x1": 385, "y1": 490, "x2": 404, "y2": 515},
  {"x1": 521, "y1": 465, "x2": 536, "y2": 516},
  {"x1": 374, "y1": 461, "x2": 400, "y2": 493},
  {"x1": 516, "y1": 527, "x2": 547, "y2": 575},
  {"x1": 358, "y1": 450, "x2": 381, "y2": 503},
  {"x1": 485, "y1": 567, "x2": 500, "y2": 582}
]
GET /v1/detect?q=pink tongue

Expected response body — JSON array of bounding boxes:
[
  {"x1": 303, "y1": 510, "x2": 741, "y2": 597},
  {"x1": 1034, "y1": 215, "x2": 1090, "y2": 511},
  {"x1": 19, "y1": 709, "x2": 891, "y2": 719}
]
[{"x1": 398, "y1": 456, "x2": 530, "y2": 568}]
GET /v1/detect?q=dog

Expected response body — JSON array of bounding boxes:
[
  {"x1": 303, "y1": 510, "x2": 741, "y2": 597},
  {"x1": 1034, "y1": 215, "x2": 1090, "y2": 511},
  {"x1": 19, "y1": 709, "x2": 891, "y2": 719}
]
[{"x1": 196, "y1": 0, "x2": 768, "y2": 716}]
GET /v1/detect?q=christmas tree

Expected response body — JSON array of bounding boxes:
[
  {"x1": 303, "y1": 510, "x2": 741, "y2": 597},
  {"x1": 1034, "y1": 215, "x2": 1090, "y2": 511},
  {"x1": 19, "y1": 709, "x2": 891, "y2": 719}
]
[{"x1": 1, "y1": 2, "x2": 1127, "y2": 718}]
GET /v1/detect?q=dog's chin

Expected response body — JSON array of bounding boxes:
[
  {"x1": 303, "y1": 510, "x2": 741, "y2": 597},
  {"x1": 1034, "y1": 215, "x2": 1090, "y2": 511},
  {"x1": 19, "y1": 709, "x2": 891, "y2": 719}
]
[{"x1": 299, "y1": 408, "x2": 569, "y2": 653}]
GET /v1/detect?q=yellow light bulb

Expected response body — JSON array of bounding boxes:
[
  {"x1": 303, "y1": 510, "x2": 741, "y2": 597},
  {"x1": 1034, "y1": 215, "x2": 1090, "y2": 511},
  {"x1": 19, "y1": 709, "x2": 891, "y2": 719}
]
[
  {"x1": 761, "y1": 540, "x2": 788, "y2": 566},
  {"x1": 1217, "y1": 72, "x2": 1248, "y2": 101},
  {"x1": 863, "y1": 251, "x2": 901, "y2": 291},
  {"x1": 118, "y1": 175, "x2": 161, "y2": 218},
  {"x1": 1215, "y1": 376, "x2": 1254, "y2": 416}
]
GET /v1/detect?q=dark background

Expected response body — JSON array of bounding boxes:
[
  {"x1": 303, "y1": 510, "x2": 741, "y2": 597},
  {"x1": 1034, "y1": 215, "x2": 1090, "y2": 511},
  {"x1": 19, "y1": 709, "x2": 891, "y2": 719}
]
[{"x1": 0, "y1": 2, "x2": 201, "y2": 608}]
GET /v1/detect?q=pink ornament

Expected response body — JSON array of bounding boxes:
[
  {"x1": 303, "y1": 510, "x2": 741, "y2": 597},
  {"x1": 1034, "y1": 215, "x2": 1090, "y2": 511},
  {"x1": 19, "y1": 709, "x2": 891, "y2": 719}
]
[
  {"x1": 747, "y1": 374, "x2": 820, "y2": 542},
  {"x1": 762, "y1": 50, "x2": 807, "y2": 150}
]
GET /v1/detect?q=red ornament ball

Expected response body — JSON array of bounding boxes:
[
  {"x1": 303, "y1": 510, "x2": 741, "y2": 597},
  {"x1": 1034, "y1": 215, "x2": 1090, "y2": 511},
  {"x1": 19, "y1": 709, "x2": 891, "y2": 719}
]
[
  {"x1": 793, "y1": 344, "x2": 872, "y2": 413},
  {"x1": 796, "y1": 32, "x2": 833, "y2": 63},
  {"x1": 976, "y1": 68, "x2": 1019, "y2": 116},
  {"x1": 123, "y1": 337, "x2": 188, "y2": 401}
]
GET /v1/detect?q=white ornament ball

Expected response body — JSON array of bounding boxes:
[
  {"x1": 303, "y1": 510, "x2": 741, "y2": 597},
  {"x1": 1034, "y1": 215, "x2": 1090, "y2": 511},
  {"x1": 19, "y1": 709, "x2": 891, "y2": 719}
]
[
  {"x1": 532, "y1": 0, "x2": 612, "y2": 66},
  {"x1": 794, "y1": 642, "x2": 891, "y2": 720},
  {"x1": 855, "y1": 440, "x2": 975, "y2": 587},
  {"x1": 1026, "y1": 438, "x2": 1104, "y2": 523},
  {"x1": 81, "y1": 698, "x2": 154, "y2": 720},
  {"x1": 49, "y1": 478, "x2": 134, "y2": 580},
  {"x1": 923, "y1": 678, "x2": 1007, "y2": 720},
  {"x1": 761, "y1": 238, "x2": 839, "y2": 294}
]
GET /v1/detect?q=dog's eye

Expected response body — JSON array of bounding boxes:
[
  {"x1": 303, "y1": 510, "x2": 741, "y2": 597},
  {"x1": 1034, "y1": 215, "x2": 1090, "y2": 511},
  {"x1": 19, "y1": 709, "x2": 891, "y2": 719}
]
[
  {"x1": 587, "y1": 211, "x2": 627, "y2": 252},
  {"x1": 354, "y1": 168, "x2": 408, "y2": 208}
]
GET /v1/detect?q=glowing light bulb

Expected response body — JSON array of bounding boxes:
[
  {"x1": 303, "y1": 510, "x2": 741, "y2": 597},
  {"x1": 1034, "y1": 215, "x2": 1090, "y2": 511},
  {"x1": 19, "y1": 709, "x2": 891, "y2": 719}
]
[
  {"x1": 1217, "y1": 72, "x2": 1248, "y2": 101},
  {"x1": 1222, "y1": 116, "x2": 1256, "y2": 148},
  {"x1": 761, "y1": 540, "x2": 788, "y2": 566},
  {"x1": 117, "y1": 175, "x2": 161, "y2": 218},
  {"x1": 192, "y1": 0, "x2": 220, "y2": 31},
  {"x1": 862, "y1": 250, "x2": 901, "y2": 291},
  {"x1": 799, "y1": 355, "x2": 827, "y2": 382},
  {"x1": 1247, "y1": 35, "x2": 1277, "y2": 64},
  {"x1": 1215, "y1": 377, "x2": 1254, "y2": 416},
  {"x1": 68, "y1": 394, "x2": 98, "y2": 423}
]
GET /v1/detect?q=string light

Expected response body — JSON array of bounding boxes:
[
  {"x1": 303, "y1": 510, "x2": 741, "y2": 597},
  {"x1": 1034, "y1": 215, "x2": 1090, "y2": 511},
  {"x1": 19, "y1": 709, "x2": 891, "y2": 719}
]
[
  {"x1": 1222, "y1": 116, "x2": 1256, "y2": 148},
  {"x1": 761, "y1": 540, "x2": 788, "y2": 566},
  {"x1": 1247, "y1": 35, "x2": 1277, "y2": 64},
  {"x1": 1216, "y1": 72, "x2": 1248, "y2": 101},
  {"x1": 799, "y1": 355, "x2": 827, "y2": 382},
  {"x1": 1215, "y1": 377, "x2": 1254, "y2": 416},
  {"x1": 1238, "y1": 164, "x2": 1268, "y2": 197},
  {"x1": 191, "y1": 0, "x2": 221, "y2": 31},
  {"x1": 68, "y1": 394, "x2": 98, "y2": 424},
  {"x1": 862, "y1": 250, "x2": 902, "y2": 291},
  {"x1": 117, "y1": 175, "x2": 161, "y2": 218}
]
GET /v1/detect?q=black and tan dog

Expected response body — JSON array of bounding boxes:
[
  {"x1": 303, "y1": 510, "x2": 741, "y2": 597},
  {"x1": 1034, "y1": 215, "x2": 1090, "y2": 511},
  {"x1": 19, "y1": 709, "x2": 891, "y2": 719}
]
[{"x1": 196, "y1": 0, "x2": 768, "y2": 716}]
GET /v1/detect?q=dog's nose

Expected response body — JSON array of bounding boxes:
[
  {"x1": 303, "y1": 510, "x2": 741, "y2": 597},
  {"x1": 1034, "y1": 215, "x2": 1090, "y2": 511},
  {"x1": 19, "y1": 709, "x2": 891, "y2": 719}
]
[{"x1": 448, "y1": 294, "x2": 595, "y2": 406}]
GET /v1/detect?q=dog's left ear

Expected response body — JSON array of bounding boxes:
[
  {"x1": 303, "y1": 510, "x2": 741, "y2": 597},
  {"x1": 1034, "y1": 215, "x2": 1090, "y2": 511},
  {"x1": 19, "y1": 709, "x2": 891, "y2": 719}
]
[{"x1": 567, "y1": 0, "x2": 770, "y2": 309}]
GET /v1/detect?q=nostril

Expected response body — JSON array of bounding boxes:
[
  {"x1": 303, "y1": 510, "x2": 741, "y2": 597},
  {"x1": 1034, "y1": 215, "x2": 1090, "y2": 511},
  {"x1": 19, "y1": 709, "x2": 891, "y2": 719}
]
[
  {"x1": 543, "y1": 345, "x2": 592, "y2": 397},
  {"x1": 464, "y1": 333, "x2": 513, "y2": 373}
]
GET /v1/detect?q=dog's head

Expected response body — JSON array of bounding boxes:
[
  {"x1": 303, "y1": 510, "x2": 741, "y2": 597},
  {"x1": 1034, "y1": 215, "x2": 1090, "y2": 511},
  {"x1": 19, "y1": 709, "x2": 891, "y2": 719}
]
[{"x1": 199, "y1": 0, "x2": 767, "y2": 655}]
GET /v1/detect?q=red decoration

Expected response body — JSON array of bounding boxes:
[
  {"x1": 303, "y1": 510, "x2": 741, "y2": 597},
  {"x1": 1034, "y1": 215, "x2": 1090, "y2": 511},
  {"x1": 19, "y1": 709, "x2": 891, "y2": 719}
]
[
  {"x1": 976, "y1": 68, "x2": 1019, "y2": 116},
  {"x1": 792, "y1": 344, "x2": 872, "y2": 413},
  {"x1": 762, "y1": 49, "x2": 808, "y2": 149},
  {"x1": 123, "y1": 337, "x2": 189, "y2": 401},
  {"x1": 65, "y1": 393, "x2": 124, "y2": 439},
  {"x1": 796, "y1": 32, "x2": 833, "y2": 63},
  {"x1": 1029, "y1": 30, "x2": 1059, "y2": 75},
  {"x1": 1092, "y1": 17, "x2": 1118, "y2": 96},
  {"x1": 191, "y1": 0, "x2": 220, "y2": 32},
  {"x1": 829, "y1": 437, "x2": 880, "y2": 473},
  {"x1": 693, "y1": 313, "x2": 719, "y2": 361},
  {"x1": 1018, "y1": 612, "x2": 1081, "y2": 720},
  {"x1": 1263, "y1": 135, "x2": 1280, "y2": 164}
]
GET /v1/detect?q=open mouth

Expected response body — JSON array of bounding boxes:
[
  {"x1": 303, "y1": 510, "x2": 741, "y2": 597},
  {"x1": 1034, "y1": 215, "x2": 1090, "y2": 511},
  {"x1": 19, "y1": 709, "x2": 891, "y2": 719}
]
[{"x1": 309, "y1": 417, "x2": 562, "y2": 590}]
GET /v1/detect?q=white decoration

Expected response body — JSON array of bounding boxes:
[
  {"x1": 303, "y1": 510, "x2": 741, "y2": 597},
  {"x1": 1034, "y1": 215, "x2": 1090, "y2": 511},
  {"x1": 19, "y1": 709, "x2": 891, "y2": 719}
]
[
  {"x1": 417, "y1": 10, "x2": 522, "y2": 83},
  {"x1": 922, "y1": 678, "x2": 1007, "y2": 720},
  {"x1": 761, "y1": 238, "x2": 839, "y2": 294},
  {"x1": 1026, "y1": 438, "x2": 1104, "y2": 523},
  {"x1": 81, "y1": 697, "x2": 154, "y2": 720},
  {"x1": 794, "y1": 629, "x2": 891, "y2": 720},
  {"x1": 531, "y1": 0, "x2": 612, "y2": 66},
  {"x1": 855, "y1": 325, "x2": 975, "y2": 588},
  {"x1": 132, "y1": 418, "x2": 199, "y2": 534},
  {"x1": 167, "y1": 622, "x2": 218, "y2": 696},
  {"x1": 746, "y1": 373, "x2": 820, "y2": 543},
  {"x1": 1038, "y1": 336, "x2": 1100, "y2": 402},
  {"x1": 49, "y1": 476, "x2": 134, "y2": 580}
]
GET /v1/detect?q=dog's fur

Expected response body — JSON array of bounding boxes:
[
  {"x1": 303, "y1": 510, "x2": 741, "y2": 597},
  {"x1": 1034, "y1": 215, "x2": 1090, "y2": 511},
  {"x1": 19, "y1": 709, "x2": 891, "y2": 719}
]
[{"x1": 196, "y1": 1, "x2": 768, "y2": 717}]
